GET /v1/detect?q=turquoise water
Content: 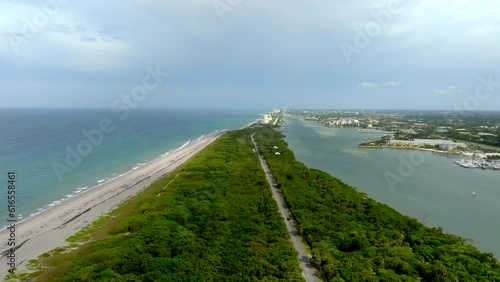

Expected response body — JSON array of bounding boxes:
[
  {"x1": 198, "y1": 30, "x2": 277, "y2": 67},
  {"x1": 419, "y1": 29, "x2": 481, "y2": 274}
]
[
  {"x1": 0, "y1": 109, "x2": 261, "y2": 228},
  {"x1": 282, "y1": 117, "x2": 500, "y2": 257}
]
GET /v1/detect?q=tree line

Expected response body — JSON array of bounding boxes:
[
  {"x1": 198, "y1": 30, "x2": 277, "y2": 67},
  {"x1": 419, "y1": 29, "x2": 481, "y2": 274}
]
[
  {"x1": 30, "y1": 130, "x2": 303, "y2": 281},
  {"x1": 255, "y1": 126, "x2": 500, "y2": 281}
]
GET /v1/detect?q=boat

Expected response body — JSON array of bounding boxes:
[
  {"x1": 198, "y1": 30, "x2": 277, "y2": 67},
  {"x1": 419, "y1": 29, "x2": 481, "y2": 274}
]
[{"x1": 454, "y1": 159, "x2": 500, "y2": 170}]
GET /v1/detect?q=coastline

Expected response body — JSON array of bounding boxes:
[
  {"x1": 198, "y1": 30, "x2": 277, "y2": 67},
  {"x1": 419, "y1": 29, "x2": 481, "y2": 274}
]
[
  {"x1": 0, "y1": 132, "x2": 224, "y2": 276},
  {"x1": 357, "y1": 129, "x2": 395, "y2": 134},
  {"x1": 1, "y1": 129, "x2": 229, "y2": 232},
  {"x1": 285, "y1": 119, "x2": 500, "y2": 258},
  {"x1": 358, "y1": 145, "x2": 452, "y2": 154}
]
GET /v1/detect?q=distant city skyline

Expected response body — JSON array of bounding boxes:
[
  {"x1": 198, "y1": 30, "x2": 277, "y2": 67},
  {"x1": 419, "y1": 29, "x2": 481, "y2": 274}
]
[
  {"x1": 2, "y1": 107, "x2": 500, "y2": 113},
  {"x1": 1, "y1": 0, "x2": 499, "y2": 110}
]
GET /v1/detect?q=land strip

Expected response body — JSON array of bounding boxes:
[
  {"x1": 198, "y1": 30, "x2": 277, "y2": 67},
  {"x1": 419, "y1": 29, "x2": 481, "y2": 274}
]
[
  {"x1": 0, "y1": 133, "x2": 223, "y2": 277},
  {"x1": 251, "y1": 133, "x2": 322, "y2": 282},
  {"x1": 9, "y1": 129, "x2": 304, "y2": 281}
]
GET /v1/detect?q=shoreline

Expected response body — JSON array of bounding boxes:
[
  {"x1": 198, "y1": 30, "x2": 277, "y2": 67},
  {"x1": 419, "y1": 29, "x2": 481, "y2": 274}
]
[
  {"x1": 0, "y1": 132, "x2": 224, "y2": 276},
  {"x1": 357, "y1": 129, "x2": 395, "y2": 134},
  {"x1": 0, "y1": 130, "x2": 225, "y2": 232},
  {"x1": 358, "y1": 145, "x2": 453, "y2": 154}
]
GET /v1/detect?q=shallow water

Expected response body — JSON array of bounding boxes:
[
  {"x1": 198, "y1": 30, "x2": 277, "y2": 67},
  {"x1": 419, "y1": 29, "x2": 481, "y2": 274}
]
[
  {"x1": 0, "y1": 108, "x2": 260, "y2": 228},
  {"x1": 283, "y1": 117, "x2": 500, "y2": 257}
]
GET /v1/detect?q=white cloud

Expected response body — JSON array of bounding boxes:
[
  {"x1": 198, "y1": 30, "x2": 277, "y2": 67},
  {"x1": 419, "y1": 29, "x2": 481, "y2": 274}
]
[
  {"x1": 433, "y1": 89, "x2": 449, "y2": 94},
  {"x1": 359, "y1": 80, "x2": 404, "y2": 89},
  {"x1": 434, "y1": 85, "x2": 463, "y2": 94},
  {"x1": 358, "y1": 82, "x2": 378, "y2": 89},
  {"x1": 381, "y1": 81, "x2": 405, "y2": 87}
]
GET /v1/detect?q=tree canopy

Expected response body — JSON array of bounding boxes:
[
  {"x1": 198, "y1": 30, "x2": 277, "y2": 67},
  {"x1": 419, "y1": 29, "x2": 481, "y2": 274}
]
[{"x1": 255, "y1": 127, "x2": 500, "y2": 281}]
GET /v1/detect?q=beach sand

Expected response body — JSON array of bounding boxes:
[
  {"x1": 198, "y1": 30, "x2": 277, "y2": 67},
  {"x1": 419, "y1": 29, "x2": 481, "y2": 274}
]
[{"x1": 0, "y1": 133, "x2": 223, "y2": 276}]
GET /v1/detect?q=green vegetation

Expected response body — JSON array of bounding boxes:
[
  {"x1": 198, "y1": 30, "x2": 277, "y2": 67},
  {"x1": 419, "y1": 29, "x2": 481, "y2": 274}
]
[
  {"x1": 25, "y1": 130, "x2": 303, "y2": 281},
  {"x1": 255, "y1": 127, "x2": 500, "y2": 281},
  {"x1": 359, "y1": 135, "x2": 391, "y2": 147},
  {"x1": 294, "y1": 110, "x2": 500, "y2": 151},
  {"x1": 66, "y1": 214, "x2": 113, "y2": 243},
  {"x1": 16, "y1": 125, "x2": 500, "y2": 281}
]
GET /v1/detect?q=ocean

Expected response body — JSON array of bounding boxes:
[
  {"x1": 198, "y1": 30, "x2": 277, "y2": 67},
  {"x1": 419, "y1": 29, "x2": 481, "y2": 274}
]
[
  {"x1": 0, "y1": 108, "x2": 261, "y2": 229},
  {"x1": 282, "y1": 117, "x2": 500, "y2": 258}
]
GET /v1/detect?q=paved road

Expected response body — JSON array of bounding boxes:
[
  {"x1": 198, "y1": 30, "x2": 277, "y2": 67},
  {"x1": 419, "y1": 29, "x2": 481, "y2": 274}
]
[{"x1": 251, "y1": 133, "x2": 321, "y2": 282}]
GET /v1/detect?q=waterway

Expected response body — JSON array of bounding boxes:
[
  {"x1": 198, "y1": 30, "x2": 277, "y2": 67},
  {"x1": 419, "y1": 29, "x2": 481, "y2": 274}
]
[{"x1": 282, "y1": 117, "x2": 500, "y2": 257}]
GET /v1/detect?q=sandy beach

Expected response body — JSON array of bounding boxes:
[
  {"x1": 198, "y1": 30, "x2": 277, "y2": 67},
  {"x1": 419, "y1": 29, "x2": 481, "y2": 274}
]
[{"x1": 0, "y1": 133, "x2": 223, "y2": 276}]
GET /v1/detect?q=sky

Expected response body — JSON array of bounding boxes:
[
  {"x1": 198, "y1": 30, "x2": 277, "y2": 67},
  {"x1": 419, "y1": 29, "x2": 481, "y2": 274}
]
[{"x1": 0, "y1": 0, "x2": 499, "y2": 110}]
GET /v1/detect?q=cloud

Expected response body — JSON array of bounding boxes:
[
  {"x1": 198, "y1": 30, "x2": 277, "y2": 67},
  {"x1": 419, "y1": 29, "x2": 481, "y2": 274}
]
[
  {"x1": 358, "y1": 82, "x2": 378, "y2": 89},
  {"x1": 0, "y1": 0, "x2": 499, "y2": 110},
  {"x1": 433, "y1": 89, "x2": 449, "y2": 94},
  {"x1": 358, "y1": 81, "x2": 404, "y2": 89},
  {"x1": 81, "y1": 37, "x2": 97, "y2": 43},
  {"x1": 381, "y1": 81, "x2": 405, "y2": 87},
  {"x1": 434, "y1": 85, "x2": 463, "y2": 94}
]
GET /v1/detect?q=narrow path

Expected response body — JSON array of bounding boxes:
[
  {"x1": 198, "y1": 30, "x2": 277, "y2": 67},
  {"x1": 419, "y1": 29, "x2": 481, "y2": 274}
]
[
  {"x1": 251, "y1": 133, "x2": 321, "y2": 282},
  {"x1": 272, "y1": 116, "x2": 279, "y2": 125}
]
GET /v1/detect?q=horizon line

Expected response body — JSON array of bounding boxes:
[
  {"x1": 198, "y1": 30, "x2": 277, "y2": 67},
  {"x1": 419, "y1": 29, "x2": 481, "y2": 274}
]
[{"x1": 2, "y1": 107, "x2": 500, "y2": 112}]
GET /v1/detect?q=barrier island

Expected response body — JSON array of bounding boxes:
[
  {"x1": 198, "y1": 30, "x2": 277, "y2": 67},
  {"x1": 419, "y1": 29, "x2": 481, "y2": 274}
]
[{"x1": 11, "y1": 126, "x2": 500, "y2": 281}]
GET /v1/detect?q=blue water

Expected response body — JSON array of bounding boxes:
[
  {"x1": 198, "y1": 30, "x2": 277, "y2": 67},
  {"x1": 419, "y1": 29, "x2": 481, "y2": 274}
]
[{"x1": 0, "y1": 108, "x2": 261, "y2": 228}]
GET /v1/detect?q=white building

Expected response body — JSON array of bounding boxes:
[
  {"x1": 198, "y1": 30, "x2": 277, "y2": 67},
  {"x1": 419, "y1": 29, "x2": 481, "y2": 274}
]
[
  {"x1": 259, "y1": 114, "x2": 273, "y2": 124},
  {"x1": 327, "y1": 118, "x2": 360, "y2": 127},
  {"x1": 389, "y1": 139, "x2": 467, "y2": 150}
]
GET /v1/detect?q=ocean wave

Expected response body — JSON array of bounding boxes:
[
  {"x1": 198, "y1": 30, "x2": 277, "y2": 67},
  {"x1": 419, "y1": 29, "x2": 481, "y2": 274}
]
[
  {"x1": 176, "y1": 140, "x2": 191, "y2": 151},
  {"x1": 1, "y1": 128, "x2": 232, "y2": 232},
  {"x1": 75, "y1": 186, "x2": 88, "y2": 192},
  {"x1": 132, "y1": 162, "x2": 147, "y2": 171},
  {"x1": 22, "y1": 186, "x2": 89, "y2": 220},
  {"x1": 160, "y1": 149, "x2": 173, "y2": 157}
]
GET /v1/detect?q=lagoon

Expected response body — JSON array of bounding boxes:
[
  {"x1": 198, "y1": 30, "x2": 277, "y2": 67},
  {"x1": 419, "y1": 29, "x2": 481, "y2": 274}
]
[{"x1": 283, "y1": 117, "x2": 500, "y2": 257}]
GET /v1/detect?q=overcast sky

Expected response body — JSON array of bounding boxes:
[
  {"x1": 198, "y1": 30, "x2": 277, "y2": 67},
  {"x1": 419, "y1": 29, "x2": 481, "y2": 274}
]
[{"x1": 1, "y1": 0, "x2": 499, "y2": 110}]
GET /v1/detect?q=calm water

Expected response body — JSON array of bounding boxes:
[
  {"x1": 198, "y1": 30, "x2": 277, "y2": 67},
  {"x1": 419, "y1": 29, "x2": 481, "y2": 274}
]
[
  {"x1": 283, "y1": 117, "x2": 500, "y2": 257},
  {"x1": 0, "y1": 108, "x2": 261, "y2": 228}
]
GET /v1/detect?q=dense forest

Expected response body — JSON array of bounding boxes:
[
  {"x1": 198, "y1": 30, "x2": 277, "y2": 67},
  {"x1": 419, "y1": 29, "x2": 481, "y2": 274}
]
[
  {"x1": 17, "y1": 126, "x2": 500, "y2": 281},
  {"x1": 255, "y1": 127, "x2": 500, "y2": 281},
  {"x1": 26, "y1": 130, "x2": 303, "y2": 281}
]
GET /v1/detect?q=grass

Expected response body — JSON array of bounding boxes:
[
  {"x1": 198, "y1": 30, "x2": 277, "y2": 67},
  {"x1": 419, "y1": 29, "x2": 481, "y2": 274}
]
[
  {"x1": 11, "y1": 130, "x2": 304, "y2": 281},
  {"x1": 5, "y1": 150, "x2": 201, "y2": 281},
  {"x1": 27, "y1": 169, "x2": 188, "y2": 281}
]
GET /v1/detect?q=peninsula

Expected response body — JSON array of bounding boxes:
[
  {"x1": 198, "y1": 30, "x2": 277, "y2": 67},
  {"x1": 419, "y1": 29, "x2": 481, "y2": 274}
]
[{"x1": 6, "y1": 124, "x2": 500, "y2": 281}]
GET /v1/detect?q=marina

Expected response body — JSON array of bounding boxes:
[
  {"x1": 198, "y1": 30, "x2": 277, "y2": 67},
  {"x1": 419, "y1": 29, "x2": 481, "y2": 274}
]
[{"x1": 454, "y1": 159, "x2": 500, "y2": 170}]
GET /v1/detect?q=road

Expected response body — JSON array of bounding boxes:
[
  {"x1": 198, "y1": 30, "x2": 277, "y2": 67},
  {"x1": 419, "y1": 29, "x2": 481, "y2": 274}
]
[
  {"x1": 251, "y1": 133, "x2": 322, "y2": 282},
  {"x1": 272, "y1": 115, "x2": 279, "y2": 125}
]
